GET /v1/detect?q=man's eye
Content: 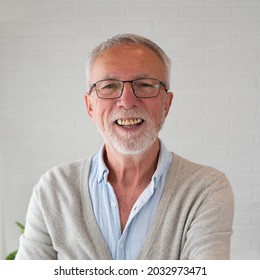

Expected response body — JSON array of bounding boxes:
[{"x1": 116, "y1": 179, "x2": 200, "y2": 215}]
[
  {"x1": 101, "y1": 83, "x2": 120, "y2": 90},
  {"x1": 137, "y1": 82, "x2": 154, "y2": 88},
  {"x1": 103, "y1": 83, "x2": 114, "y2": 89}
]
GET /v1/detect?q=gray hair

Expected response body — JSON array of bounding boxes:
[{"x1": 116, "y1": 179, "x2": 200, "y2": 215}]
[{"x1": 86, "y1": 34, "x2": 171, "y2": 89}]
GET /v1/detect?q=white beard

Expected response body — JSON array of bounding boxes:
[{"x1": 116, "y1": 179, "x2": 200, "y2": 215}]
[{"x1": 96, "y1": 108, "x2": 165, "y2": 155}]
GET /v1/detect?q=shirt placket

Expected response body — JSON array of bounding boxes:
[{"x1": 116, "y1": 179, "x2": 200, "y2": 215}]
[
  {"x1": 105, "y1": 180, "x2": 122, "y2": 257},
  {"x1": 115, "y1": 180, "x2": 156, "y2": 259}
]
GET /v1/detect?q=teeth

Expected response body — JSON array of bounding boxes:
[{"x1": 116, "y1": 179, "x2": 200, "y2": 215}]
[{"x1": 116, "y1": 118, "x2": 143, "y2": 126}]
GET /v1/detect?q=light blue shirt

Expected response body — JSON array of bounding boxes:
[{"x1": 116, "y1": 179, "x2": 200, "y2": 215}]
[{"x1": 88, "y1": 140, "x2": 172, "y2": 260}]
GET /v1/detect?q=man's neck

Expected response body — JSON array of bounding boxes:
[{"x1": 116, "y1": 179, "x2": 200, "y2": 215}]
[{"x1": 104, "y1": 139, "x2": 160, "y2": 190}]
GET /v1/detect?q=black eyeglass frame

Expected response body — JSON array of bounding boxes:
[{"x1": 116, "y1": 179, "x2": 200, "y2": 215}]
[{"x1": 88, "y1": 78, "x2": 169, "y2": 99}]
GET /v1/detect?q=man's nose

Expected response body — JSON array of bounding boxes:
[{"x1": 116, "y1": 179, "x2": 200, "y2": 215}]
[{"x1": 117, "y1": 82, "x2": 138, "y2": 109}]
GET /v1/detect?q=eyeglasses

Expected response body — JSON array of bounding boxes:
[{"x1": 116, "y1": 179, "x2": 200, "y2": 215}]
[{"x1": 88, "y1": 78, "x2": 168, "y2": 99}]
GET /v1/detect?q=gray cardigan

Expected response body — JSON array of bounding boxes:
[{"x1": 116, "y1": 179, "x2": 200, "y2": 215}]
[{"x1": 16, "y1": 153, "x2": 234, "y2": 260}]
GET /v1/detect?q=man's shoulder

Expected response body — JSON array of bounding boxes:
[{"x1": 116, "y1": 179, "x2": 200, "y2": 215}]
[
  {"x1": 170, "y1": 152, "x2": 229, "y2": 186},
  {"x1": 42, "y1": 158, "x2": 85, "y2": 179},
  {"x1": 165, "y1": 152, "x2": 233, "y2": 209},
  {"x1": 172, "y1": 152, "x2": 220, "y2": 170},
  {"x1": 34, "y1": 156, "x2": 94, "y2": 194}
]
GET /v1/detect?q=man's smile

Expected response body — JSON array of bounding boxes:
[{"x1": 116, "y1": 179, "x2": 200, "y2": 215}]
[{"x1": 115, "y1": 118, "x2": 144, "y2": 127}]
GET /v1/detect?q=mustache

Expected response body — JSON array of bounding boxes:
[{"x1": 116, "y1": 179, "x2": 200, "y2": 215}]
[{"x1": 109, "y1": 108, "x2": 150, "y2": 122}]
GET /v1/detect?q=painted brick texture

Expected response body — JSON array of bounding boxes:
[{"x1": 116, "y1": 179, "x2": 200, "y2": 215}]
[{"x1": 0, "y1": 0, "x2": 259, "y2": 259}]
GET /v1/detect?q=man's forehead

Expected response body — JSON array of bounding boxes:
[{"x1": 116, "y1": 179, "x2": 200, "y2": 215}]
[{"x1": 95, "y1": 44, "x2": 160, "y2": 62}]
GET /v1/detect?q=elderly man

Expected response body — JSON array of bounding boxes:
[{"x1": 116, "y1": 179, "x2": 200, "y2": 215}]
[{"x1": 16, "y1": 34, "x2": 233, "y2": 260}]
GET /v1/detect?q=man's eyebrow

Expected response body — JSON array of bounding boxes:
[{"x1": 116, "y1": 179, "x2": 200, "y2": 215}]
[{"x1": 99, "y1": 73, "x2": 153, "y2": 80}]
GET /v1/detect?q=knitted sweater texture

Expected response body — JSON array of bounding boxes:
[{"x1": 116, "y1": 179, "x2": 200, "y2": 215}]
[{"x1": 16, "y1": 153, "x2": 234, "y2": 260}]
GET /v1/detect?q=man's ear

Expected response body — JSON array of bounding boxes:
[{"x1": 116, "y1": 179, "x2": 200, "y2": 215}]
[
  {"x1": 164, "y1": 91, "x2": 174, "y2": 118},
  {"x1": 84, "y1": 93, "x2": 94, "y2": 119}
]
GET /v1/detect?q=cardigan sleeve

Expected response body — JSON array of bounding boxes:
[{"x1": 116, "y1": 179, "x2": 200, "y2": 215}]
[
  {"x1": 180, "y1": 172, "x2": 234, "y2": 260},
  {"x1": 15, "y1": 182, "x2": 57, "y2": 260}
]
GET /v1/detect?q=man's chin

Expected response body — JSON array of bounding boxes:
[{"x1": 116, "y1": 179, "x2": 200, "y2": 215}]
[
  {"x1": 98, "y1": 125, "x2": 158, "y2": 156},
  {"x1": 106, "y1": 136, "x2": 157, "y2": 156},
  {"x1": 112, "y1": 145, "x2": 147, "y2": 156}
]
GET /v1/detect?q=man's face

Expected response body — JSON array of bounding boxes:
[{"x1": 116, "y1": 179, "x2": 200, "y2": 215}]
[{"x1": 85, "y1": 44, "x2": 173, "y2": 155}]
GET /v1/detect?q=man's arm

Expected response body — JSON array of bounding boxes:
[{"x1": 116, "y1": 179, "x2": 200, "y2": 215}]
[
  {"x1": 15, "y1": 186, "x2": 57, "y2": 260},
  {"x1": 181, "y1": 173, "x2": 234, "y2": 259}
]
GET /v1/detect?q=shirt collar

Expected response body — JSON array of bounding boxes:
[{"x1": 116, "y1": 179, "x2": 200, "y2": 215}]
[
  {"x1": 96, "y1": 140, "x2": 172, "y2": 185},
  {"x1": 97, "y1": 145, "x2": 109, "y2": 183},
  {"x1": 151, "y1": 140, "x2": 172, "y2": 186}
]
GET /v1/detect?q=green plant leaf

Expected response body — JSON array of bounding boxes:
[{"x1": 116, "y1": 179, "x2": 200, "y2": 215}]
[
  {"x1": 5, "y1": 222, "x2": 25, "y2": 260},
  {"x1": 5, "y1": 250, "x2": 18, "y2": 260},
  {"x1": 15, "y1": 221, "x2": 25, "y2": 234}
]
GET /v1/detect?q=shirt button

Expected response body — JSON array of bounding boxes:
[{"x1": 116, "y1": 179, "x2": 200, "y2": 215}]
[{"x1": 111, "y1": 202, "x2": 117, "y2": 208}]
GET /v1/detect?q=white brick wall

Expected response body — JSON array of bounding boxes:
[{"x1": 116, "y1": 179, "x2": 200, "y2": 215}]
[{"x1": 0, "y1": 0, "x2": 259, "y2": 259}]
